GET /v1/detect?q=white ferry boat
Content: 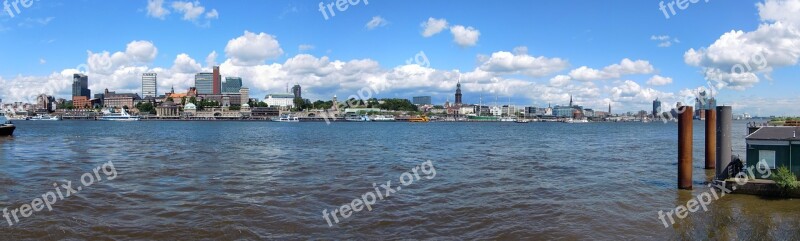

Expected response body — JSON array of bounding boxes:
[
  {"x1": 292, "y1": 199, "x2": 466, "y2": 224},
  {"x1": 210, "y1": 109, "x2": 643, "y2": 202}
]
[
  {"x1": 372, "y1": 115, "x2": 396, "y2": 122},
  {"x1": 99, "y1": 109, "x2": 140, "y2": 121}
]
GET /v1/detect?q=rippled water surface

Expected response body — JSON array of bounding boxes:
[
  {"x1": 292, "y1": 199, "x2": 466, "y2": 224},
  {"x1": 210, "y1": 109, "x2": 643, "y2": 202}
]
[{"x1": 1, "y1": 120, "x2": 799, "y2": 240}]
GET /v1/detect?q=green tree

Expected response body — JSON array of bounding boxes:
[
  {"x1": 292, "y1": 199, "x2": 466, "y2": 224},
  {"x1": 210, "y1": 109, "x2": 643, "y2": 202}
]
[{"x1": 772, "y1": 166, "x2": 799, "y2": 196}]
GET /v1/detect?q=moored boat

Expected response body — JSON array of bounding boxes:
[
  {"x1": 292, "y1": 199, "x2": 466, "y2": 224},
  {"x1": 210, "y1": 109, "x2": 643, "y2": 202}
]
[
  {"x1": 372, "y1": 115, "x2": 396, "y2": 122},
  {"x1": 99, "y1": 109, "x2": 140, "y2": 121},
  {"x1": 0, "y1": 113, "x2": 15, "y2": 136},
  {"x1": 28, "y1": 114, "x2": 61, "y2": 121}
]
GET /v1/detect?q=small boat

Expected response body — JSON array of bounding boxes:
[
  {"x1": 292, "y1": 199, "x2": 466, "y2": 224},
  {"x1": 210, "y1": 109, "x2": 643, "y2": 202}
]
[
  {"x1": 28, "y1": 114, "x2": 61, "y2": 121},
  {"x1": 275, "y1": 114, "x2": 300, "y2": 122},
  {"x1": 564, "y1": 118, "x2": 589, "y2": 123},
  {"x1": 515, "y1": 119, "x2": 530, "y2": 123},
  {"x1": 0, "y1": 113, "x2": 16, "y2": 136},
  {"x1": 345, "y1": 114, "x2": 371, "y2": 122},
  {"x1": 499, "y1": 117, "x2": 517, "y2": 122},
  {"x1": 372, "y1": 115, "x2": 396, "y2": 122},
  {"x1": 99, "y1": 108, "x2": 140, "y2": 121},
  {"x1": 408, "y1": 116, "x2": 429, "y2": 122}
]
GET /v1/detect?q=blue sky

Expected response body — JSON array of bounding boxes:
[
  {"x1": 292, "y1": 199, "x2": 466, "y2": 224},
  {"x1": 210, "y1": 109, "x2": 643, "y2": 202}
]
[{"x1": 1, "y1": 0, "x2": 799, "y2": 116}]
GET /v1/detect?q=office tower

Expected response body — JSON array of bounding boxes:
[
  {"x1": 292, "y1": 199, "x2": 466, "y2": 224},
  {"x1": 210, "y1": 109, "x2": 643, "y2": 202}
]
[
  {"x1": 292, "y1": 84, "x2": 302, "y2": 99},
  {"x1": 195, "y1": 73, "x2": 214, "y2": 94},
  {"x1": 223, "y1": 77, "x2": 243, "y2": 94},
  {"x1": 72, "y1": 73, "x2": 91, "y2": 98},
  {"x1": 213, "y1": 66, "x2": 221, "y2": 94},
  {"x1": 142, "y1": 73, "x2": 157, "y2": 98}
]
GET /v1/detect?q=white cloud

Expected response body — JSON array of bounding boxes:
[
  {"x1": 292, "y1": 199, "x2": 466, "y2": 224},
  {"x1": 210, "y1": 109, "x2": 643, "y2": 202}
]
[
  {"x1": 569, "y1": 58, "x2": 655, "y2": 81},
  {"x1": 650, "y1": 35, "x2": 679, "y2": 48},
  {"x1": 450, "y1": 25, "x2": 480, "y2": 47},
  {"x1": 682, "y1": 0, "x2": 800, "y2": 91},
  {"x1": 421, "y1": 17, "x2": 448, "y2": 37},
  {"x1": 684, "y1": 22, "x2": 800, "y2": 89},
  {"x1": 478, "y1": 51, "x2": 569, "y2": 77},
  {"x1": 298, "y1": 44, "x2": 315, "y2": 52},
  {"x1": 125, "y1": 40, "x2": 158, "y2": 63},
  {"x1": 224, "y1": 31, "x2": 284, "y2": 66},
  {"x1": 365, "y1": 16, "x2": 388, "y2": 30},
  {"x1": 549, "y1": 75, "x2": 571, "y2": 87},
  {"x1": 758, "y1": 0, "x2": 800, "y2": 26},
  {"x1": 170, "y1": 1, "x2": 218, "y2": 26},
  {"x1": 609, "y1": 80, "x2": 674, "y2": 105},
  {"x1": 39, "y1": 58, "x2": 46, "y2": 65},
  {"x1": 205, "y1": 51, "x2": 218, "y2": 68},
  {"x1": 646, "y1": 75, "x2": 673, "y2": 86},
  {"x1": 146, "y1": 0, "x2": 170, "y2": 19},
  {"x1": 17, "y1": 17, "x2": 55, "y2": 28}
]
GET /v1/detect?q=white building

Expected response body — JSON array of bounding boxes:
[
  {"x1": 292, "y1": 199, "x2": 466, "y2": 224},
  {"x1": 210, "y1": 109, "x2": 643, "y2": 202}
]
[
  {"x1": 142, "y1": 73, "x2": 157, "y2": 98},
  {"x1": 264, "y1": 93, "x2": 294, "y2": 109}
]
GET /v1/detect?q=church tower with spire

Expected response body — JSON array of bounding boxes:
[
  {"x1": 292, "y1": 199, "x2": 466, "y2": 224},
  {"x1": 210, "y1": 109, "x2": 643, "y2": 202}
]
[
  {"x1": 569, "y1": 95, "x2": 573, "y2": 107},
  {"x1": 455, "y1": 80, "x2": 462, "y2": 106}
]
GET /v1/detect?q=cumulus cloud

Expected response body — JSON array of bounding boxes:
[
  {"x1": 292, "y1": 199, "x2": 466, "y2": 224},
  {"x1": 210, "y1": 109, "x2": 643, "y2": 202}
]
[
  {"x1": 421, "y1": 17, "x2": 448, "y2": 37},
  {"x1": 450, "y1": 25, "x2": 480, "y2": 47},
  {"x1": 205, "y1": 51, "x2": 218, "y2": 68},
  {"x1": 477, "y1": 51, "x2": 569, "y2": 77},
  {"x1": 365, "y1": 16, "x2": 388, "y2": 30},
  {"x1": 569, "y1": 58, "x2": 654, "y2": 81},
  {"x1": 609, "y1": 80, "x2": 674, "y2": 105},
  {"x1": 650, "y1": 35, "x2": 679, "y2": 47},
  {"x1": 146, "y1": 0, "x2": 170, "y2": 19},
  {"x1": 646, "y1": 75, "x2": 673, "y2": 86},
  {"x1": 684, "y1": 0, "x2": 800, "y2": 90},
  {"x1": 224, "y1": 31, "x2": 284, "y2": 66}
]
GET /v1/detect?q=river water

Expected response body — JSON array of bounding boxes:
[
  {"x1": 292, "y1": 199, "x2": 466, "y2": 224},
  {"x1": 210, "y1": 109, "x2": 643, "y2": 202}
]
[{"x1": 1, "y1": 120, "x2": 799, "y2": 240}]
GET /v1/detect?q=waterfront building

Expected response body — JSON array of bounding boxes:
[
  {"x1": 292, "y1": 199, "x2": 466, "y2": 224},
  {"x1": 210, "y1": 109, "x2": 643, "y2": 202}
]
[
  {"x1": 292, "y1": 84, "x2": 302, "y2": 99},
  {"x1": 156, "y1": 101, "x2": 179, "y2": 118},
  {"x1": 413, "y1": 96, "x2": 432, "y2": 105},
  {"x1": 72, "y1": 96, "x2": 92, "y2": 109},
  {"x1": 103, "y1": 89, "x2": 142, "y2": 108},
  {"x1": 746, "y1": 127, "x2": 800, "y2": 179},
  {"x1": 653, "y1": 98, "x2": 662, "y2": 118},
  {"x1": 36, "y1": 94, "x2": 56, "y2": 113},
  {"x1": 72, "y1": 74, "x2": 91, "y2": 98},
  {"x1": 213, "y1": 66, "x2": 221, "y2": 95},
  {"x1": 344, "y1": 108, "x2": 381, "y2": 114},
  {"x1": 459, "y1": 105, "x2": 476, "y2": 115},
  {"x1": 223, "y1": 77, "x2": 242, "y2": 94},
  {"x1": 198, "y1": 94, "x2": 242, "y2": 106},
  {"x1": 142, "y1": 73, "x2": 158, "y2": 98},
  {"x1": 195, "y1": 73, "x2": 214, "y2": 94},
  {"x1": 264, "y1": 93, "x2": 295, "y2": 109},
  {"x1": 239, "y1": 88, "x2": 249, "y2": 106},
  {"x1": 553, "y1": 106, "x2": 574, "y2": 117},
  {"x1": 584, "y1": 109, "x2": 595, "y2": 118},
  {"x1": 251, "y1": 107, "x2": 280, "y2": 117},
  {"x1": 184, "y1": 102, "x2": 197, "y2": 115}
]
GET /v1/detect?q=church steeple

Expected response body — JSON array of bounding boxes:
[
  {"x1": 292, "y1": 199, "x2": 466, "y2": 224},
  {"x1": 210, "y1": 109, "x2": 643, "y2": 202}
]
[
  {"x1": 454, "y1": 79, "x2": 462, "y2": 105},
  {"x1": 569, "y1": 95, "x2": 573, "y2": 107}
]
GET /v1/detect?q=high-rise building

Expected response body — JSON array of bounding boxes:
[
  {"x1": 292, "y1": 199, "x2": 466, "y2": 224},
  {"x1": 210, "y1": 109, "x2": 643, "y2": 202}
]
[
  {"x1": 454, "y1": 81, "x2": 462, "y2": 105},
  {"x1": 195, "y1": 73, "x2": 214, "y2": 94},
  {"x1": 142, "y1": 73, "x2": 157, "y2": 98},
  {"x1": 291, "y1": 84, "x2": 302, "y2": 99},
  {"x1": 72, "y1": 74, "x2": 91, "y2": 98},
  {"x1": 240, "y1": 87, "x2": 249, "y2": 106},
  {"x1": 653, "y1": 98, "x2": 662, "y2": 117},
  {"x1": 213, "y1": 66, "x2": 221, "y2": 95},
  {"x1": 223, "y1": 77, "x2": 242, "y2": 94},
  {"x1": 412, "y1": 96, "x2": 432, "y2": 105}
]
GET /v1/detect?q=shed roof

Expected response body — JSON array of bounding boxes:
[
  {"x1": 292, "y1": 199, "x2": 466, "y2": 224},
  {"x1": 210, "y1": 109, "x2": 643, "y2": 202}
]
[{"x1": 746, "y1": 126, "x2": 800, "y2": 141}]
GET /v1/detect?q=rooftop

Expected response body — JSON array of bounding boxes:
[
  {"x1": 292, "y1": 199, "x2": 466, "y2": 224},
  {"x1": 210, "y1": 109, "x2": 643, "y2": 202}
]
[{"x1": 746, "y1": 126, "x2": 800, "y2": 141}]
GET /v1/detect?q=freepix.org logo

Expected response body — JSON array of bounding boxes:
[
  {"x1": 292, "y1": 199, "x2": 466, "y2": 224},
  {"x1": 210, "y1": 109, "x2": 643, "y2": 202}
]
[{"x1": 3, "y1": 0, "x2": 37, "y2": 18}]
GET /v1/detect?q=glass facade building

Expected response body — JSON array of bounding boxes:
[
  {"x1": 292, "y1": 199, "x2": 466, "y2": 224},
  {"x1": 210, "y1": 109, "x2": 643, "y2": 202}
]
[
  {"x1": 195, "y1": 73, "x2": 214, "y2": 94},
  {"x1": 223, "y1": 77, "x2": 242, "y2": 94}
]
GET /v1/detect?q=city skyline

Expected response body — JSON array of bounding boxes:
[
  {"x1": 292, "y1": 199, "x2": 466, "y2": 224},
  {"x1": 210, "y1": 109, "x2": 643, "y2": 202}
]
[{"x1": 1, "y1": 0, "x2": 800, "y2": 115}]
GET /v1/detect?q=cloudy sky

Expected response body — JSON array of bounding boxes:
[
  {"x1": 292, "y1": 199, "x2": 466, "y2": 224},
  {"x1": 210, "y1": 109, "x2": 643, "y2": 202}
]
[{"x1": 1, "y1": 0, "x2": 799, "y2": 115}]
